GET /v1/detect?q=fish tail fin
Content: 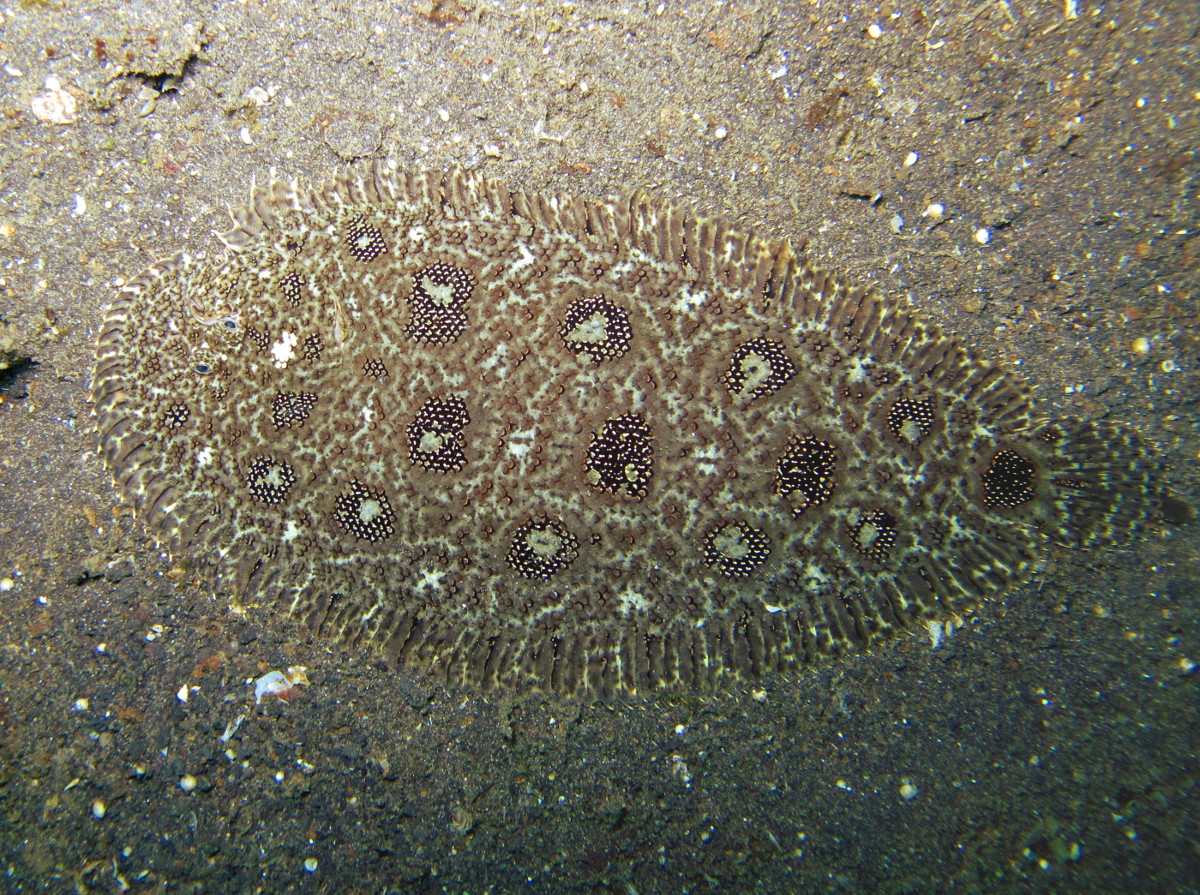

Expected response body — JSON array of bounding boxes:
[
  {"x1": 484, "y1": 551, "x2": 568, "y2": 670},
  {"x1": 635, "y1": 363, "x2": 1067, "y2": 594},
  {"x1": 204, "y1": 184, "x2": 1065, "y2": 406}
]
[{"x1": 1034, "y1": 419, "x2": 1161, "y2": 547}]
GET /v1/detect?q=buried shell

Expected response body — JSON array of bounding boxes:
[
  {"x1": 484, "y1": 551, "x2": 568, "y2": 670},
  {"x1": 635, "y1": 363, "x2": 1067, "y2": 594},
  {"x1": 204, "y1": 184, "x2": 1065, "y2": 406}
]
[{"x1": 90, "y1": 162, "x2": 1160, "y2": 696}]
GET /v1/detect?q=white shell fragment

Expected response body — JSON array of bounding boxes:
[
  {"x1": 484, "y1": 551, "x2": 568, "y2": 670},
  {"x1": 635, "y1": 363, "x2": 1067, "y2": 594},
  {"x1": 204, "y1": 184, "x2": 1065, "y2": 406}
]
[{"x1": 253, "y1": 666, "x2": 309, "y2": 703}]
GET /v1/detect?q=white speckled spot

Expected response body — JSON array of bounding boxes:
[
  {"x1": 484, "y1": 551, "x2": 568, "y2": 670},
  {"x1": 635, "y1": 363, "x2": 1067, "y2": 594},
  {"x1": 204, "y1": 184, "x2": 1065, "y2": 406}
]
[{"x1": 271, "y1": 331, "x2": 298, "y2": 368}]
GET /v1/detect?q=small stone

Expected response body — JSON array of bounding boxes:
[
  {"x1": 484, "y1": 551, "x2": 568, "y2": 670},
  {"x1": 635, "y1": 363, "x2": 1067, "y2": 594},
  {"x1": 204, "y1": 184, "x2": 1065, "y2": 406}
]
[
  {"x1": 867, "y1": 23, "x2": 883, "y2": 38},
  {"x1": 245, "y1": 85, "x2": 272, "y2": 105},
  {"x1": 304, "y1": 857, "x2": 319, "y2": 872},
  {"x1": 904, "y1": 151, "x2": 918, "y2": 166},
  {"x1": 450, "y1": 805, "x2": 475, "y2": 833},
  {"x1": 974, "y1": 227, "x2": 991, "y2": 245},
  {"x1": 899, "y1": 780, "x2": 919, "y2": 800},
  {"x1": 1131, "y1": 337, "x2": 1151, "y2": 355},
  {"x1": 0, "y1": 578, "x2": 13, "y2": 592},
  {"x1": 179, "y1": 774, "x2": 197, "y2": 793},
  {"x1": 31, "y1": 76, "x2": 77, "y2": 124},
  {"x1": 91, "y1": 800, "x2": 106, "y2": 819}
]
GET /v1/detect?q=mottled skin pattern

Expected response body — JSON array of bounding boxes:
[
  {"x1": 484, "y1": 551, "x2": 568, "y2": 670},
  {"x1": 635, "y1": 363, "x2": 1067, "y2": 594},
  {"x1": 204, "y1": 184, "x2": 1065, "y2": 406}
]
[{"x1": 91, "y1": 164, "x2": 1157, "y2": 696}]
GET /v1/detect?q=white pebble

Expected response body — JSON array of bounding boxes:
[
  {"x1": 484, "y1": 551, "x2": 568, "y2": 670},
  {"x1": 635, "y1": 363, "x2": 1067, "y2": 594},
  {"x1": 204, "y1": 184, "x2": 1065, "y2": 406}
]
[
  {"x1": 179, "y1": 774, "x2": 197, "y2": 793},
  {"x1": 73, "y1": 698, "x2": 89, "y2": 711},
  {"x1": 91, "y1": 800, "x2": 106, "y2": 819},
  {"x1": 245, "y1": 85, "x2": 271, "y2": 106},
  {"x1": 903, "y1": 150, "x2": 918, "y2": 166},
  {"x1": 239, "y1": 126, "x2": 252, "y2": 145},
  {"x1": 1180, "y1": 657, "x2": 1196, "y2": 674},
  {"x1": 890, "y1": 214, "x2": 904, "y2": 233},
  {"x1": 868, "y1": 23, "x2": 883, "y2": 38},
  {"x1": 176, "y1": 684, "x2": 189, "y2": 703},
  {"x1": 0, "y1": 578, "x2": 13, "y2": 592},
  {"x1": 974, "y1": 227, "x2": 991, "y2": 245},
  {"x1": 923, "y1": 202, "x2": 944, "y2": 218},
  {"x1": 438, "y1": 108, "x2": 450, "y2": 122},
  {"x1": 714, "y1": 125, "x2": 728, "y2": 140},
  {"x1": 899, "y1": 780, "x2": 919, "y2": 800},
  {"x1": 31, "y1": 75, "x2": 77, "y2": 124},
  {"x1": 304, "y1": 857, "x2": 319, "y2": 872},
  {"x1": 1131, "y1": 337, "x2": 1150, "y2": 355}
]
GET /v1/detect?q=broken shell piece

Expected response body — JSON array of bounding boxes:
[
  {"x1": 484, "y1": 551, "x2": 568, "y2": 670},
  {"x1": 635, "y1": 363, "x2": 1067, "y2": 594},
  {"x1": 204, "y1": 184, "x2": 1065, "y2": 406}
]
[{"x1": 253, "y1": 666, "x2": 309, "y2": 703}]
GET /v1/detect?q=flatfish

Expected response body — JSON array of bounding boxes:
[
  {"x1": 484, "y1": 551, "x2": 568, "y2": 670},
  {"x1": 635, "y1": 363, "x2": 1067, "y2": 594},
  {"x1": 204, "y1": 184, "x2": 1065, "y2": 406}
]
[{"x1": 90, "y1": 163, "x2": 1158, "y2": 696}]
